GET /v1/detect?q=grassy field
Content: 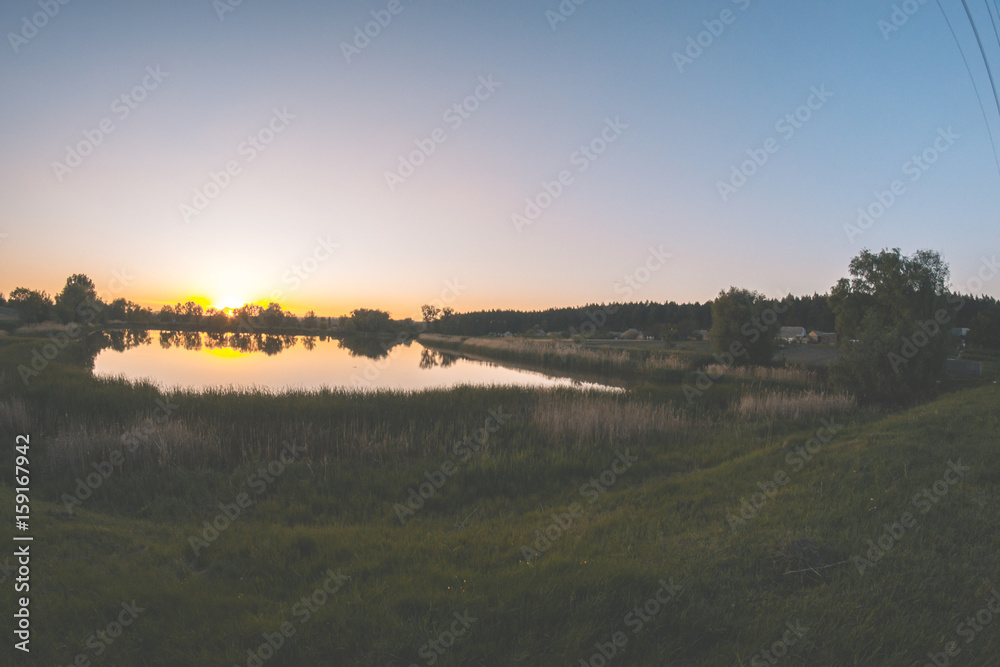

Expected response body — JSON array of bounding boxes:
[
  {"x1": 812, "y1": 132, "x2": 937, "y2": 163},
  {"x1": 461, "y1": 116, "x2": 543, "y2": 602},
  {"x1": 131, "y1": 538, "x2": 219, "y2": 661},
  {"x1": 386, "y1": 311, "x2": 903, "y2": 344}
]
[{"x1": 1, "y1": 335, "x2": 999, "y2": 665}]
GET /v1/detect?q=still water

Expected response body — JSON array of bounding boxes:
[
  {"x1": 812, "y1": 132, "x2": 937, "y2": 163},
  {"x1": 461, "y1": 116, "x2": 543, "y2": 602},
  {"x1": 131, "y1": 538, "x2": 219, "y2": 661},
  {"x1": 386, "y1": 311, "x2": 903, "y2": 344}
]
[{"x1": 91, "y1": 330, "x2": 620, "y2": 393}]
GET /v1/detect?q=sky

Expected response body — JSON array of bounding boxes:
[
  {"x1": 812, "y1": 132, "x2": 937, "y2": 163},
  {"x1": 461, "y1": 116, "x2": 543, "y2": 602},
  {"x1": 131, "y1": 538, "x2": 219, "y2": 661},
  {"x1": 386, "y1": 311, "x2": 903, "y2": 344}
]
[{"x1": 1, "y1": 0, "x2": 999, "y2": 319}]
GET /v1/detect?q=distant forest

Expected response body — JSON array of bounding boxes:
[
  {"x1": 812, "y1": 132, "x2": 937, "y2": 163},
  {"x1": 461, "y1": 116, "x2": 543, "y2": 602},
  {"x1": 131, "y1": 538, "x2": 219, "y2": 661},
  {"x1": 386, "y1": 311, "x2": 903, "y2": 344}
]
[
  {"x1": 422, "y1": 292, "x2": 1000, "y2": 346},
  {"x1": 3, "y1": 274, "x2": 1000, "y2": 348}
]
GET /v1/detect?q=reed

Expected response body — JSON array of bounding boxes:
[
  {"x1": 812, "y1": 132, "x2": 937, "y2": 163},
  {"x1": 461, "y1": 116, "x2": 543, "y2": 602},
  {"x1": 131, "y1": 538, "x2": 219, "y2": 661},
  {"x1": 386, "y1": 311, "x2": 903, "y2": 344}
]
[
  {"x1": 704, "y1": 363, "x2": 815, "y2": 383},
  {"x1": 733, "y1": 389, "x2": 855, "y2": 420},
  {"x1": 530, "y1": 392, "x2": 688, "y2": 444}
]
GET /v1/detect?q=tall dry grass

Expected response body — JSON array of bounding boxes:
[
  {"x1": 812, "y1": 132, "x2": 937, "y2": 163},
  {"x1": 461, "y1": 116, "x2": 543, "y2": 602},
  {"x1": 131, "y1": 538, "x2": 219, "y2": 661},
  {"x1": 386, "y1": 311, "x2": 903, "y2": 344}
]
[
  {"x1": 43, "y1": 418, "x2": 225, "y2": 472},
  {"x1": 704, "y1": 364, "x2": 815, "y2": 383},
  {"x1": 0, "y1": 397, "x2": 29, "y2": 433},
  {"x1": 458, "y1": 337, "x2": 689, "y2": 375},
  {"x1": 733, "y1": 390, "x2": 855, "y2": 421},
  {"x1": 13, "y1": 322, "x2": 78, "y2": 336},
  {"x1": 531, "y1": 392, "x2": 688, "y2": 444}
]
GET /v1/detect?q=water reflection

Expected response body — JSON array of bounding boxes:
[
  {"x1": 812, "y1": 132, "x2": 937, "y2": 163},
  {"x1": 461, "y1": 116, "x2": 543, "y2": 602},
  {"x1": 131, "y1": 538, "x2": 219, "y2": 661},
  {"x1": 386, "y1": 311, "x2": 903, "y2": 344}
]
[
  {"x1": 337, "y1": 335, "x2": 402, "y2": 360},
  {"x1": 90, "y1": 329, "x2": 151, "y2": 352},
  {"x1": 419, "y1": 348, "x2": 458, "y2": 369},
  {"x1": 127, "y1": 330, "x2": 404, "y2": 359},
  {"x1": 91, "y1": 329, "x2": 623, "y2": 393}
]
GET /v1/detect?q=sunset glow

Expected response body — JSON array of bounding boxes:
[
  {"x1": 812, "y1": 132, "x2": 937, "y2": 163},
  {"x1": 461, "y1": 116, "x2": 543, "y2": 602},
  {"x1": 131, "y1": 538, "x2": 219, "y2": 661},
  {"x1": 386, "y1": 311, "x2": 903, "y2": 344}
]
[{"x1": 2, "y1": 2, "x2": 998, "y2": 314}]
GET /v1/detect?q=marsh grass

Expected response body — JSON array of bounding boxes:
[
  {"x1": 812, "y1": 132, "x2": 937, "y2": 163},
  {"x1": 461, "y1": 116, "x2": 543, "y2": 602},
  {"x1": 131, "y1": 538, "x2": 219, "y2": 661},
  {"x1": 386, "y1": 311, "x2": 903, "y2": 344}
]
[
  {"x1": 704, "y1": 363, "x2": 815, "y2": 383},
  {"x1": 733, "y1": 389, "x2": 856, "y2": 420},
  {"x1": 422, "y1": 335, "x2": 689, "y2": 382},
  {"x1": 0, "y1": 396, "x2": 28, "y2": 433},
  {"x1": 3, "y1": 336, "x2": 1000, "y2": 665},
  {"x1": 530, "y1": 392, "x2": 688, "y2": 444}
]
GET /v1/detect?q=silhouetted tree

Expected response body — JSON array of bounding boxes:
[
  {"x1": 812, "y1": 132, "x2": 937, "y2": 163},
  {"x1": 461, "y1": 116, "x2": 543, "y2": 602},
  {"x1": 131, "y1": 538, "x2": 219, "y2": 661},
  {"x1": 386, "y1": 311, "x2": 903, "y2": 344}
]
[
  {"x1": 968, "y1": 311, "x2": 1000, "y2": 350},
  {"x1": 55, "y1": 274, "x2": 100, "y2": 323},
  {"x1": 831, "y1": 248, "x2": 953, "y2": 404},
  {"x1": 7, "y1": 287, "x2": 54, "y2": 323},
  {"x1": 709, "y1": 287, "x2": 780, "y2": 365},
  {"x1": 349, "y1": 308, "x2": 391, "y2": 333}
]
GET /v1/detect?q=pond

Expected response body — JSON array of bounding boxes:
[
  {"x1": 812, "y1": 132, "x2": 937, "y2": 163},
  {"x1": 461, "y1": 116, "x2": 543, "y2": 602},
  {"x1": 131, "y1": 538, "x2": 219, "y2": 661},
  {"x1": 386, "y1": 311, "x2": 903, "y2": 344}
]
[{"x1": 90, "y1": 330, "x2": 622, "y2": 393}]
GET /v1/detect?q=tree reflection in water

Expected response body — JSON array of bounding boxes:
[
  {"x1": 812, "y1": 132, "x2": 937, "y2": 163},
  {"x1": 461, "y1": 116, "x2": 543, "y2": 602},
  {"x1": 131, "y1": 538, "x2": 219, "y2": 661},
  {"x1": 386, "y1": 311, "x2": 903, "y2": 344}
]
[
  {"x1": 418, "y1": 348, "x2": 458, "y2": 369},
  {"x1": 337, "y1": 335, "x2": 410, "y2": 360},
  {"x1": 99, "y1": 330, "x2": 405, "y2": 358}
]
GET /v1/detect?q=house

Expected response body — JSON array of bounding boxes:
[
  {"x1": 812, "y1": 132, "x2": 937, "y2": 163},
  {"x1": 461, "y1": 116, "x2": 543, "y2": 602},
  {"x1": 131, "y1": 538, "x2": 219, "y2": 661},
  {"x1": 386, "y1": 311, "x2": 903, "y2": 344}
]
[
  {"x1": 950, "y1": 327, "x2": 970, "y2": 348},
  {"x1": 808, "y1": 330, "x2": 838, "y2": 345},
  {"x1": 691, "y1": 329, "x2": 709, "y2": 341},
  {"x1": 779, "y1": 326, "x2": 807, "y2": 343}
]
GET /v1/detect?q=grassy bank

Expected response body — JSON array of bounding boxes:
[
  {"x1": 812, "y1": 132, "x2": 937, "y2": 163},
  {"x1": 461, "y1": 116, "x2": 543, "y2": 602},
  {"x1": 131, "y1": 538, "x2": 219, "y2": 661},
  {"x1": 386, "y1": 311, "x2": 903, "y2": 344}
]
[{"x1": 1, "y1": 337, "x2": 998, "y2": 665}]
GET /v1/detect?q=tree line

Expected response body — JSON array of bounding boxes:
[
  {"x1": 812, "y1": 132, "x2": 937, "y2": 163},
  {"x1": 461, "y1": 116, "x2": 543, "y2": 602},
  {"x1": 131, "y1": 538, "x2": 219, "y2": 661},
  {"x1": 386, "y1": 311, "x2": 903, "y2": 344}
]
[
  {"x1": 705, "y1": 249, "x2": 1000, "y2": 405},
  {"x1": 5, "y1": 269, "x2": 999, "y2": 350}
]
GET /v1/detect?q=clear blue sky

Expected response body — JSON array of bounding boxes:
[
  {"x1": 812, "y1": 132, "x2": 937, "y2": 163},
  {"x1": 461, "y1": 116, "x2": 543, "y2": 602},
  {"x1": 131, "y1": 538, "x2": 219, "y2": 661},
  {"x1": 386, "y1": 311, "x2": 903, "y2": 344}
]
[{"x1": 1, "y1": 0, "x2": 998, "y2": 318}]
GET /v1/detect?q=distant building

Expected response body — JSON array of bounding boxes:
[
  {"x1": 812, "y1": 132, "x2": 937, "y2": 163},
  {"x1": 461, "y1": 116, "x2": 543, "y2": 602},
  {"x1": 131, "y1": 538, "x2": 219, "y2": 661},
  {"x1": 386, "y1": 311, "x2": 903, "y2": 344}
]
[
  {"x1": 950, "y1": 327, "x2": 970, "y2": 348},
  {"x1": 808, "y1": 330, "x2": 838, "y2": 345},
  {"x1": 779, "y1": 326, "x2": 807, "y2": 343},
  {"x1": 692, "y1": 329, "x2": 709, "y2": 341}
]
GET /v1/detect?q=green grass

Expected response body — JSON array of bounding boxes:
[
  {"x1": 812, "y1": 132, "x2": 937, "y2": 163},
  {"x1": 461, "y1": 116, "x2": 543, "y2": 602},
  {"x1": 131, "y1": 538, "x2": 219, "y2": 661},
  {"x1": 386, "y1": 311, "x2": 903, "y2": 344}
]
[{"x1": 1, "y1": 338, "x2": 998, "y2": 665}]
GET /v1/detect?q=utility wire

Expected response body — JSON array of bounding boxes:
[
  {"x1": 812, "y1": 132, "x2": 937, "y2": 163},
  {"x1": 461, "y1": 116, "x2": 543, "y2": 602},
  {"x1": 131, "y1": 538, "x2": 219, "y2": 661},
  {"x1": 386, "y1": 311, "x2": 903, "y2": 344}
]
[
  {"x1": 935, "y1": 0, "x2": 1000, "y2": 176},
  {"x1": 960, "y1": 0, "x2": 1000, "y2": 117},
  {"x1": 986, "y1": 0, "x2": 1000, "y2": 52}
]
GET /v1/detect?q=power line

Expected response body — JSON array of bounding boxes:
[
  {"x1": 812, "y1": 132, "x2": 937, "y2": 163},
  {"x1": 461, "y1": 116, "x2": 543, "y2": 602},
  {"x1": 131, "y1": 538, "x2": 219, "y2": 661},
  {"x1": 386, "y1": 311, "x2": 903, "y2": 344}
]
[
  {"x1": 986, "y1": 0, "x2": 1000, "y2": 52},
  {"x1": 934, "y1": 0, "x2": 1000, "y2": 175},
  {"x1": 960, "y1": 0, "x2": 1000, "y2": 117}
]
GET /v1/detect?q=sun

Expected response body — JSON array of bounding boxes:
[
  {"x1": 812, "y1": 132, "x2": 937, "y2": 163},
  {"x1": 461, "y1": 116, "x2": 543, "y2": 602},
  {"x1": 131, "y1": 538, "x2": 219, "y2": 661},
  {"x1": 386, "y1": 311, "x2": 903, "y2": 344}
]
[{"x1": 210, "y1": 295, "x2": 249, "y2": 312}]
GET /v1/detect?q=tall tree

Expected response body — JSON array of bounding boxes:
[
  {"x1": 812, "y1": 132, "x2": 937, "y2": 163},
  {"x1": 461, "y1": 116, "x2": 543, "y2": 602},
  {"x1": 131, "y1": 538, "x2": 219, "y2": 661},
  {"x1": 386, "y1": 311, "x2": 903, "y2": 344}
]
[
  {"x1": 55, "y1": 274, "x2": 100, "y2": 323},
  {"x1": 8, "y1": 287, "x2": 54, "y2": 323},
  {"x1": 709, "y1": 287, "x2": 780, "y2": 366},
  {"x1": 831, "y1": 248, "x2": 953, "y2": 404}
]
